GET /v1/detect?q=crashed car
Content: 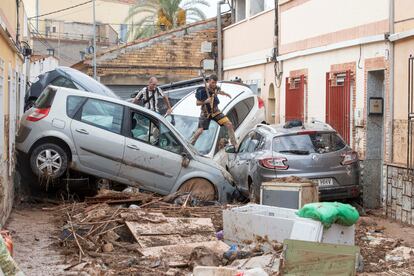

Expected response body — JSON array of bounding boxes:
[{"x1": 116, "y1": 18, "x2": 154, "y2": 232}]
[
  {"x1": 225, "y1": 121, "x2": 361, "y2": 202},
  {"x1": 16, "y1": 86, "x2": 236, "y2": 203},
  {"x1": 166, "y1": 81, "x2": 266, "y2": 167},
  {"x1": 25, "y1": 66, "x2": 119, "y2": 111}
]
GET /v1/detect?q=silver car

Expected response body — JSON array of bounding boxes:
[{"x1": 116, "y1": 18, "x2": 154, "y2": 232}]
[
  {"x1": 166, "y1": 81, "x2": 266, "y2": 167},
  {"x1": 225, "y1": 121, "x2": 361, "y2": 202},
  {"x1": 16, "y1": 86, "x2": 236, "y2": 202}
]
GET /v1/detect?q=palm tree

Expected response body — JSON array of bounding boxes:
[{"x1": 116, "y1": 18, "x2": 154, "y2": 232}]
[{"x1": 125, "y1": 0, "x2": 210, "y2": 40}]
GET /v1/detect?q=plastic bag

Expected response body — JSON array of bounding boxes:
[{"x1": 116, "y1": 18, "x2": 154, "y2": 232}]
[{"x1": 296, "y1": 202, "x2": 359, "y2": 228}]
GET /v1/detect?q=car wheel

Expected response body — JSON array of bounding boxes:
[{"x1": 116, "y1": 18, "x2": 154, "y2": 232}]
[
  {"x1": 178, "y1": 178, "x2": 216, "y2": 201},
  {"x1": 30, "y1": 143, "x2": 68, "y2": 180}
]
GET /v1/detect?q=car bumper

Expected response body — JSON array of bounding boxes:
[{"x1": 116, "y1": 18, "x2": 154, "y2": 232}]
[{"x1": 257, "y1": 169, "x2": 361, "y2": 201}]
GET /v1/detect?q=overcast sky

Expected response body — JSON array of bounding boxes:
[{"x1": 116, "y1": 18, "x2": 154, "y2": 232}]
[{"x1": 203, "y1": 0, "x2": 232, "y2": 19}]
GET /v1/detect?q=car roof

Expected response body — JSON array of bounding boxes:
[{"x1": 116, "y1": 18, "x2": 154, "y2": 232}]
[
  {"x1": 171, "y1": 82, "x2": 255, "y2": 116},
  {"x1": 53, "y1": 86, "x2": 164, "y2": 120},
  {"x1": 256, "y1": 122, "x2": 336, "y2": 136}
]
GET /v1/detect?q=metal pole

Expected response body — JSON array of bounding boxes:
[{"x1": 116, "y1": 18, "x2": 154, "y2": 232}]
[
  {"x1": 36, "y1": 0, "x2": 39, "y2": 31},
  {"x1": 217, "y1": 1, "x2": 225, "y2": 80},
  {"x1": 388, "y1": 0, "x2": 395, "y2": 163},
  {"x1": 93, "y1": 0, "x2": 97, "y2": 79}
]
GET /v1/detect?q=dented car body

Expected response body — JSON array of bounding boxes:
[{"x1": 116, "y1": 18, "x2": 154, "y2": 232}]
[{"x1": 16, "y1": 86, "x2": 236, "y2": 202}]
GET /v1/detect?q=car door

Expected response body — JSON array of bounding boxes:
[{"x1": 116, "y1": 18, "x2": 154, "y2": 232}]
[
  {"x1": 70, "y1": 97, "x2": 125, "y2": 176},
  {"x1": 118, "y1": 109, "x2": 183, "y2": 194},
  {"x1": 228, "y1": 132, "x2": 254, "y2": 191}
]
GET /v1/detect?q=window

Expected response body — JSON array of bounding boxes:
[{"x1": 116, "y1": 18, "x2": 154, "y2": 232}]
[
  {"x1": 238, "y1": 131, "x2": 263, "y2": 153},
  {"x1": 35, "y1": 87, "x2": 57, "y2": 108},
  {"x1": 250, "y1": 0, "x2": 264, "y2": 16},
  {"x1": 130, "y1": 112, "x2": 183, "y2": 154},
  {"x1": 67, "y1": 96, "x2": 85, "y2": 118},
  {"x1": 238, "y1": 132, "x2": 253, "y2": 153},
  {"x1": 272, "y1": 132, "x2": 346, "y2": 155},
  {"x1": 80, "y1": 99, "x2": 123, "y2": 134},
  {"x1": 50, "y1": 76, "x2": 77, "y2": 89},
  {"x1": 227, "y1": 97, "x2": 254, "y2": 129},
  {"x1": 235, "y1": 0, "x2": 246, "y2": 22}
]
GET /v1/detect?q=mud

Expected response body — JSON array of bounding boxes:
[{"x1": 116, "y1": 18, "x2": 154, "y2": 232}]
[{"x1": 5, "y1": 205, "x2": 71, "y2": 276}]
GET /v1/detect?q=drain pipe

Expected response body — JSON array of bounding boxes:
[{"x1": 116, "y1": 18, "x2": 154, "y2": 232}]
[
  {"x1": 217, "y1": 0, "x2": 225, "y2": 80},
  {"x1": 388, "y1": 0, "x2": 395, "y2": 163}
]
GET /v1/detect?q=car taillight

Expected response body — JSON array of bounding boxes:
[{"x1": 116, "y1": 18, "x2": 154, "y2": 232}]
[
  {"x1": 259, "y1": 157, "x2": 288, "y2": 170},
  {"x1": 27, "y1": 107, "x2": 50, "y2": 122},
  {"x1": 258, "y1": 97, "x2": 265, "y2": 109},
  {"x1": 341, "y1": 151, "x2": 358, "y2": 165}
]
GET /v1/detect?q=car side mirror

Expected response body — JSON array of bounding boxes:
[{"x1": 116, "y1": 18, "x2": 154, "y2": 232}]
[
  {"x1": 181, "y1": 152, "x2": 190, "y2": 168},
  {"x1": 225, "y1": 145, "x2": 236, "y2": 154}
]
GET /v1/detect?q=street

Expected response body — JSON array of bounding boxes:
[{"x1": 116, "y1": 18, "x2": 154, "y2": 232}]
[{"x1": 3, "y1": 189, "x2": 413, "y2": 275}]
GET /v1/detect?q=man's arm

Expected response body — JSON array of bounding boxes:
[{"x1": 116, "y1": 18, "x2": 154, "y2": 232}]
[
  {"x1": 217, "y1": 90, "x2": 231, "y2": 98},
  {"x1": 163, "y1": 96, "x2": 172, "y2": 114},
  {"x1": 133, "y1": 89, "x2": 144, "y2": 104}
]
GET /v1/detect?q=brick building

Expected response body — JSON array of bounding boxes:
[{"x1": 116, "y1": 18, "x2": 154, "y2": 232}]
[{"x1": 73, "y1": 16, "x2": 230, "y2": 99}]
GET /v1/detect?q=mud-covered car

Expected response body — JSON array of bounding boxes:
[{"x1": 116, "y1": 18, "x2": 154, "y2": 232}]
[{"x1": 17, "y1": 86, "x2": 237, "y2": 203}]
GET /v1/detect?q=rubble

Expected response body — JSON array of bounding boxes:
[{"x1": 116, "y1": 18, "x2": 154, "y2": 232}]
[{"x1": 54, "y1": 189, "x2": 233, "y2": 274}]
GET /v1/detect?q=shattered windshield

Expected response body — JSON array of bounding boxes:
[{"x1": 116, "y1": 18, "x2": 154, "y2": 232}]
[{"x1": 166, "y1": 114, "x2": 219, "y2": 155}]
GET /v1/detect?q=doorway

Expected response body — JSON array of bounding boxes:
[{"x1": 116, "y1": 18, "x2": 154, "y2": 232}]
[{"x1": 364, "y1": 70, "x2": 385, "y2": 208}]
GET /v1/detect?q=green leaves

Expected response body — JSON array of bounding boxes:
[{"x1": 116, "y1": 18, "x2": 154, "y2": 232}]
[{"x1": 125, "y1": 0, "x2": 210, "y2": 40}]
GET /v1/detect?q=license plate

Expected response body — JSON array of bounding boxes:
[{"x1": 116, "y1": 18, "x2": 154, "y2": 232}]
[{"x1": 317, "y1": 178, "x2": 334, "y2": 187}]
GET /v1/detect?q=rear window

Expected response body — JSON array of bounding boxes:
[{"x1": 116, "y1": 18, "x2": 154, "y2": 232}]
[
  {"x1": 35, "y1": 87, "x2": 57, "y2": 108},
  {"x1": 273, "y1": 132, "x2": 346, "y2": 155}
]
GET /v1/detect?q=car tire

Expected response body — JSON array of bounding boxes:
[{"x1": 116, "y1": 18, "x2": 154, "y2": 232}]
[
  {"x1": 178, "y1": 178, "x2": 216, "y2": 201},
  {"x1": 30, "y1": 143, "x2": 68, "y2": 180}
]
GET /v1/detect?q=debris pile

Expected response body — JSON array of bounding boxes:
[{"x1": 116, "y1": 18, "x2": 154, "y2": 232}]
[
  {"x1": 55, "y1": 189, "x2": 280, "y2": 275},
  {"x1": 356, "y1": 217, "x2": 414, "y2": 273}
]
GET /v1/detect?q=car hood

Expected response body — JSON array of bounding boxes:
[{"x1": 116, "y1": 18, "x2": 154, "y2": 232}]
[{"x1": 193, "y1": 154, "x2": 223, "y2": 171}]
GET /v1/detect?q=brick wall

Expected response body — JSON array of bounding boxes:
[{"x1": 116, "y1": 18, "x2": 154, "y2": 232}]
[
  {"x1": 74, "y1": 16, "x2": 231, "y2": 85},
  {"x1": 384, "y1": 164, "x2": 414, "y2": 225}
]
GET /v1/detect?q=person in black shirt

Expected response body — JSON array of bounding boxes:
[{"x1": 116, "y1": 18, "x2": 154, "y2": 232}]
[{"x1": 190, "y1": 74, "x2": 237, "y2": 147}]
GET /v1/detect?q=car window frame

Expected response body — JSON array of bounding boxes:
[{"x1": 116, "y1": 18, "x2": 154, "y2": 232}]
[
  {"x1": 66, "y1": 95, "x2": 87, "y2": 118},
  {"x1": 226, "y1": 96, "x2": 254, "y2": 130},
  {"x1": 126, "y1": 108, "x2": 185, "y2": 156},
  {"x1": 73, "y1": 97, "x2": 125, "y2": 135},
  {"x1": 49, "y1": 75, "x2": 78, "y2": 90}
]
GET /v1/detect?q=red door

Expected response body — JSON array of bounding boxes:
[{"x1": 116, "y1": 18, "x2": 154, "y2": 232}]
[
  {"x1": 285, "y1": 75, "x2": 305, "y2": 122},
  {"x1": 326, "y1": 71, "x2": 351, "y2": 144}
]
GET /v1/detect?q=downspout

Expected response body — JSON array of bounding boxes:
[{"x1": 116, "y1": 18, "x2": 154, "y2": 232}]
[
  {"x1": 388, "y1": 0, "x2": 395, "y2": 163},
  {"x1": 217, "y1": 0, "x2": 225, "y2": 80},
  {"x1": 274, "y1": 0, "x2": 282, "y2": 88},
  {"x1": 16, "y1": 0, "x2": 20, "y2": 45}
]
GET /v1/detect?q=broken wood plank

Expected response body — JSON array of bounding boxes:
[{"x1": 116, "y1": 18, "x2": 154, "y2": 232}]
[
  {"x1": 141, "y1": 241, "x2": 230, "y2": 265},
  {"x1": 134, "y1": 234, "x2": 215, "y2": 248},
  {"x1": 126, "y1": 218, "x2": 215, "y2": 236},
  {"x1": 282, "y1": 239, "x2": 359, "y2": 276}
]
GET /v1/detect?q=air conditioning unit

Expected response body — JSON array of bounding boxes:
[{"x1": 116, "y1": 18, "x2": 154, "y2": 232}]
[{"x1": 260, "y1": 180, "x2": 319, "y2": 209}]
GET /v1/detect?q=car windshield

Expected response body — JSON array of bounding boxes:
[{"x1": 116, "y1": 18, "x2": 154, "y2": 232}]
[
  {"x1": 60, "y1": 68, "x2": 119, "y2": 99},
  {"x1": 273, "y1": 132, "x2": 346, "y2": 154},
  {"x1": 165, "y1": 114, "x2": 219, "y2": 155}
]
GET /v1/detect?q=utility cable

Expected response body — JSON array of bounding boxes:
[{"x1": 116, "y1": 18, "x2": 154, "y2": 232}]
[{"x1": 29, "y1": 1, "x2": 92, "y2": 19}]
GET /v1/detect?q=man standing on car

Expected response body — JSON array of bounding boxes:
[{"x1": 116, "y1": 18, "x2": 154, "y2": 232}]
[
  {"x1": 190, "y1": 74, "x2": 237, "y2": 147},
  {"x1": 133, "y1": 77, "x2": 172, "y2": 115}
]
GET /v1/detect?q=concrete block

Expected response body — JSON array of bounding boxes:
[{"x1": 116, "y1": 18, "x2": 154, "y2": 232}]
[
  {"x1": 396, "y1": 189, "x2": 403, "y2": 204},
  {"x1": 392, "y1": 187, "x2": 397, "y2": 199},
  {"x1": 402, "y1": 211, "x2": 408, "y2": 223},
  {"x1": 404, "y1": 182, "x2": 412, "y2": 196},
  {"x1": 397, "y1": 178, "x2": 404, "y2": 189},
  {"x1": 402, "y1": 196, "x2": 412, "y2": 211},
  {"x1": 396, "y1": 205, "x2": 402, "y2": 220},
  {"x1": 193, "y1": 266, "x2": 238, "y2": 276},
  {"x1": 387, "y1": 184, "x2": 392, "y2": 204}
]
